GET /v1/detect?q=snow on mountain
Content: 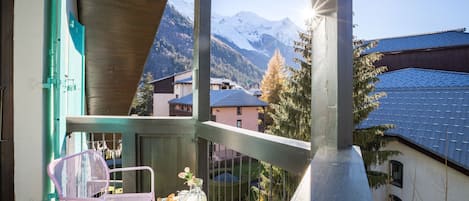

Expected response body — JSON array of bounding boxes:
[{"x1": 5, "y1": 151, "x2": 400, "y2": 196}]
[
  {"x1": 212, "y1": 11, "x2": 300, "y2": 52},
  {"x1": 168, "y1": 0, "x2": 301, "y2": 52},
  {"x1": 168, "y1": 0, "x2": 194, "y2": 20}
]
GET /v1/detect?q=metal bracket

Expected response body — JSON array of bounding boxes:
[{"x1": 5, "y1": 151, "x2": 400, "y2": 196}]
[
  {"x1": 43, "y1": 77, "x2": 60, "y2": 89},
  {"x1": 65, "y1": 78, "x2": 77, "y2": 91}
]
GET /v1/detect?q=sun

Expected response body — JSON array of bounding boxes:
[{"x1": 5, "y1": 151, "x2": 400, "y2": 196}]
[{"x1": 301, "y1": 7, "x2": 317, "y2": 21}]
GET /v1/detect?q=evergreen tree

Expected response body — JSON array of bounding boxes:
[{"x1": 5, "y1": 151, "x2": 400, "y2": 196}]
[
  {"x1": 352, "y1": 41, "x2": 398, "y2": 188},
  {"x1": 130, "y1": 72, "x2": 154, "y2": 116},
  {"x1": 268, "y1": 24, "x2": 397, "y2": 188},
  {"x1": 267, "y1": 26, "x2": 312, "y2": 141},
  {"x1": 251, "y1": 25, "x2": 314, "y2": 201}
]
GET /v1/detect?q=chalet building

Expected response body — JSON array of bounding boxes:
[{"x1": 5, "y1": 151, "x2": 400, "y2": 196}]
[
  {"x1": 150, "y1": 70, "x2": 241, "y2": 116},
  {"x1": 150, "y1": 70, "x2": 192, "y2": 116},
  {"x1": 366, "y1": 28, "x2": 469, "y2": 73},
  {"x1": 151, "y1": 71, "x2": 267, "y2": 132},
  {"x1": 361, "y1": 68, "x2": 469, "y2": 201},
  {"x1": 169, "y1": 89, "x2": 268, "y2": 132}
]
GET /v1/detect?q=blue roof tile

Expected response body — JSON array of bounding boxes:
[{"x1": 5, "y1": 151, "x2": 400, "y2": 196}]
[
  {"x1": 169, "y1": 89, "x2": 268, "y2": 107},
  {"x1": 361, "y1": 68, "x2": 469, "y2": 170},
  {"x1": 364, "y1": 29, "x2": 469, "y2": 54},
  {"x1": 376, "y1": 68, "x2": 469, "y2": 89}
]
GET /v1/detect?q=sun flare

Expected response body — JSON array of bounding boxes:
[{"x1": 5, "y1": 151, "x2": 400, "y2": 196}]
[{"x1": 301, "y1": 7, "x2": 317, "y2": 21}]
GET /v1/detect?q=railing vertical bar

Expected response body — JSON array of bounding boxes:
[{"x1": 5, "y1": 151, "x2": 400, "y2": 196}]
[
  {"x1": 90, "y1": 132, "x2": 94, "y2": 150},
  {"x1": 248, "y1": 157, "x2": 251, "y2": 200},
  {"x1": 212, "y1": 142, "x2": 215, "y2": 201},
  {"x1": 224, "y1": 147, "x2": 227, "y2": 201},
  {"x1": 113, "y1": 133, "x2": 117, "y2": 190},
  {"x1": 218, "y1": 144, "x2": 221, "y2": 201},
  {"x1": 102, "y1": 133, "x2": 106, "y2": 156},
  {"x1": 238, "y1": 155, "x2": 242, "y2": 201},
  {"x1": 206, "y1": 141, "x2": 210, "y2": 201},
  {"x1": 286, "y1": 170, "x2": 289, "y2": 200},
  {"x1": 231, "y1": 149, "x2": 234, "y2": 201},
  {"x1": 282, "y1": 170, "x2": 286, "y2": 201},
  {"x1": 269, "y1": 164, "x2": 272, "y2": 201},
  {"x1": 258, "y1": 160, "x2": 261, "y2": 201}
]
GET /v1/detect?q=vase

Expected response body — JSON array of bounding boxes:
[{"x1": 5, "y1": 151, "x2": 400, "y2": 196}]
[{"x1": 180, "y1": 182, "x2": 207, "y2": 201}]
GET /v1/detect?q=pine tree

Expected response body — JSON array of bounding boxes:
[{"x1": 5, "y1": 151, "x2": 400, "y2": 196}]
[
  {"x1": 353, "y1": 41, "x2": 398, "y2": 188},
  {"x1": 267, "y1": 26, "x2": 312, "y2": 141},
  {"x1": 130, "y1": 72, "x2": 154, "y2": 116},
  {"x1": 251, "y1": 25, "x2": 314, "y2": 201},
  {"x1": 268, "y1": 24, "x2": 397, "y2": 188}
]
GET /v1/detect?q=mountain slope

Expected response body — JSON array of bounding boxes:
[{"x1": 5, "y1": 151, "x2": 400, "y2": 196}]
[
  {"x1": 168, "y1": 0, "x2": 301, "y2": 69},
  {"x1": 144, "y1": 4, "x2": 263, "y2": 87}
]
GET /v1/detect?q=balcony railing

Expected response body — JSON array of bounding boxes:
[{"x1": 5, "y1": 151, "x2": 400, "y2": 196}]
[
  {"x1": 65, "y1": 115, "x2": 371, "y2": 201},
  {"x1": 65, "y1": 115, "x2": 309, "y2": 200}
]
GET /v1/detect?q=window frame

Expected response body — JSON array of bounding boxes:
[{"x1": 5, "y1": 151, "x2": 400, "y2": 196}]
[
  {"x1": 237, "y1": 106, "x2": 242, "y2": 115},
  {"x1": 389, "y1": 194, "x2": 402, "y2": 201},
  {"x1": 390, "y1": 160, "x2": 403, "y2": 188},
  {"x1": 236, "y1": 120, "x2": 242, "y2": 128}
]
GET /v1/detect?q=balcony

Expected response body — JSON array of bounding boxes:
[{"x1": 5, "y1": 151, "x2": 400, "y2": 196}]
[
  {"x1": 52, "y1": 0, "x2": 370, "y2": 200},
  {"x1": 65, "y1": 115, "x2": 371, "y2": 200}
]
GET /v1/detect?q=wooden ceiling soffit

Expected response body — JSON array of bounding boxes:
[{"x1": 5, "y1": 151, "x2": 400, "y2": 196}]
[{"x1": 78, "y1": 0, "x2": 167, "y2": 115}]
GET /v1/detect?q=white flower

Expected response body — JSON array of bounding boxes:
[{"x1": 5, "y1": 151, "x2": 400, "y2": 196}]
[{"x1": 178, "y1": 172, "x2": 187, "y2": 179}]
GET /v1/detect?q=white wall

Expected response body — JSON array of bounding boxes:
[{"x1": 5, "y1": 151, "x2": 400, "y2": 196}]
[
  {"x1": 153, "y1": 93, "x2": 176, "y2": 116},
  {"x1": 174, "y1": 84, "x2": 193, "y2": 97},
  {"x1": 13, "y1": 0, "x2": 45, "y2": 200},
  {"x1": 372, "y1": 141, "x2": 469, "y2": 201}
]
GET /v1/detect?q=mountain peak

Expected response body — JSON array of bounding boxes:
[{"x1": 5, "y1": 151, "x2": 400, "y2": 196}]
[{"x1": 234, "y1": 11, "x2": 262, "y2": 19}]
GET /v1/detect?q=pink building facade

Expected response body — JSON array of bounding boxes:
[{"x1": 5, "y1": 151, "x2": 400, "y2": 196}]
[
  {"x1": 168, "y1": 90, "x2": 267, "y2": 132},
  {"x1": 212, "y1": 107, "x2": 260, "y2": 132}
]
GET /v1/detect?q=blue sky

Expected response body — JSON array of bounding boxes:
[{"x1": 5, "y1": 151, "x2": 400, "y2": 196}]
[
  {"x1": 212, "y1": 0, "x2": 469, "y2": 39},
  {"x1": 353, "y1": 0, "x2": 469, "y2": 39}
]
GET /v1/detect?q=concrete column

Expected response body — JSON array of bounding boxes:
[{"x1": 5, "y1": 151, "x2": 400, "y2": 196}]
[
  {"x1": 13, "y1": 0, "x2": 45, "y2": 200},
  {"x1": 192, "y1": 0, "x2": 211, "y2": 122},
  {"x1": 311, "y1": 0, "x2": 353, "y2": 152},
  {"x1": 193, "y1": 0, "x2": 211, "y2": 192}
]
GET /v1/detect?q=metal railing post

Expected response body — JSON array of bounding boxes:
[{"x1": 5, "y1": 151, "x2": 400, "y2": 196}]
[{"x1": 193, "y1": 0, "x2": 211, "y2": 193}]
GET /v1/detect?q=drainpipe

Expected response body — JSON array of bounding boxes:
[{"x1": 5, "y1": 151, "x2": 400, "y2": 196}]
[{"x1": 43, "y1": 0, "x2": 61, "y2": 200}]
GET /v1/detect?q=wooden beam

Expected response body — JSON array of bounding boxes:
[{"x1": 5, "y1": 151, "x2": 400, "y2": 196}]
[{"x1": 0, "y1": 0, "x2": 15, "y2": 199}]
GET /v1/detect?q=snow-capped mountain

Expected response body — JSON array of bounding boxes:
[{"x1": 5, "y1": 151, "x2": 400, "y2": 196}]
[
  {"x1": 144, "y1": 4, "x2": 264, "y2": 87},
  {"x1": 168, "y1": 0, "x2": 301, "y2": 69},
  {"x1": 168, "y1": 0, "x2": 195, "y2": 20},
  {"x1": 212, "y1": 11, "x2": 300, "y2": 51}
]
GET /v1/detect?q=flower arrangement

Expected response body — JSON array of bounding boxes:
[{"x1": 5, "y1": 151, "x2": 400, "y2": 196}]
[{"x1": 178, "y1": 167, "x2": 203, "y2": 187}]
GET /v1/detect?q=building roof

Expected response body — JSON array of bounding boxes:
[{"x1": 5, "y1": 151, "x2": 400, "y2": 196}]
[
  {"x1": 248, "y1": 88, "x2": 262, "y2": 96},
  {"x1": 361, "y1": 68, "x2": 469, "y2": 170},
  {"x1": 376, "y1": 68, "x2": 469, "y2": 89},
  {"x1": 149, "y1": 70, "x2": 191, "y2": 84},
  {"x1": 364, "y1": 28, "x2": 469, "y2": 54},
  {"x1": 168, "y1": 89, "x2": 268, "y2": 107},
  {"x1": 174, "y1": 76, "x2": 236, "y2": 85}
]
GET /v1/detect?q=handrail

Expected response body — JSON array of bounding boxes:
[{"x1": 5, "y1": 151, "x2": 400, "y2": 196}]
[
  {"x1": 66, "y1": 115, "x2": 194, "y2": 134},
  {"x1": 196, "y1": 121, "x2": 311, "y2": 174},
  {"x1": 66, "y1": 116, "x2": 311, "y2": 174}
]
